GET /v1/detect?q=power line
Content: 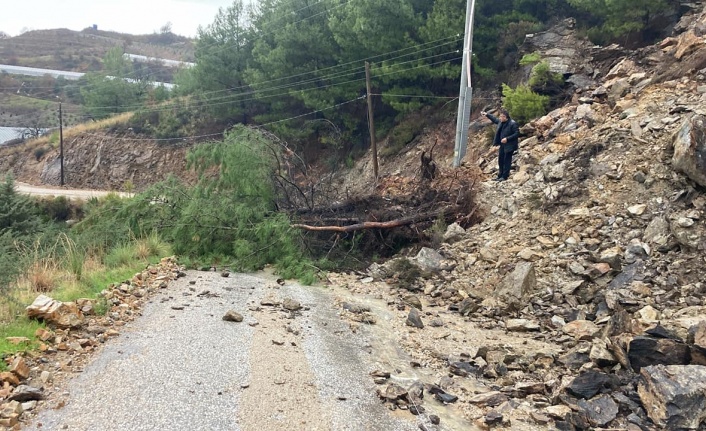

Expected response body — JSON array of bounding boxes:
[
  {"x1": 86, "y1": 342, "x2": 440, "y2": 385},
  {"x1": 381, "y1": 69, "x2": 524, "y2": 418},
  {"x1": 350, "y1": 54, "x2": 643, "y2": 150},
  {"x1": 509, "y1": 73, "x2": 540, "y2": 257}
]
[
  {"x1": 0, "y1": 33, "x2": 462, "y2": 109},
  {"x1": 53, "y1": 48, "x2": 460, "y2": 116},
  {"x1": 75, "y1": 95, "x2": 365, "y2": 142}
]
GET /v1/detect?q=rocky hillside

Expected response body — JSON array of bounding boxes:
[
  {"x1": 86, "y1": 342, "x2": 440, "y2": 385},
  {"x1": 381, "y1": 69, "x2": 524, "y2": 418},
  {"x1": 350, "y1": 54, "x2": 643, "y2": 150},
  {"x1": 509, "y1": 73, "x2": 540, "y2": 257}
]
[{"x1": 323, "y1": 6, "x2": 706, "y2": 430}]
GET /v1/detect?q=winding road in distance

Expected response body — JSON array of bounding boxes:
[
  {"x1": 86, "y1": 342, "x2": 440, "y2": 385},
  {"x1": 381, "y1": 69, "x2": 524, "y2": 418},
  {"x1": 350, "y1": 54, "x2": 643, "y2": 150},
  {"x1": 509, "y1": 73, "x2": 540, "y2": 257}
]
[{"x1": 15, "y1": 182, "x2": 132, "y2": 200}]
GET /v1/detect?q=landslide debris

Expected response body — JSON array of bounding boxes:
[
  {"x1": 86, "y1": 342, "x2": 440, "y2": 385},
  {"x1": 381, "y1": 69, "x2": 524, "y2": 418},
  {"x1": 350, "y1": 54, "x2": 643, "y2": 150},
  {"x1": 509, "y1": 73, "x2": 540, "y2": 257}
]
[{"x1": 327, "y1": 7, "x2": 706, "y2": 430}]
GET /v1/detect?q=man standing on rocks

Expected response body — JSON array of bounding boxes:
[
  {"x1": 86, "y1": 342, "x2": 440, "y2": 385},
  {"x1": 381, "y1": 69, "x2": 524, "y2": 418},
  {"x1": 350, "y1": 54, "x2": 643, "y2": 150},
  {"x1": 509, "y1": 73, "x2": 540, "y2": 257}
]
[{"x1": 481, "y1": 109, "x2": 519, "y2": 182}]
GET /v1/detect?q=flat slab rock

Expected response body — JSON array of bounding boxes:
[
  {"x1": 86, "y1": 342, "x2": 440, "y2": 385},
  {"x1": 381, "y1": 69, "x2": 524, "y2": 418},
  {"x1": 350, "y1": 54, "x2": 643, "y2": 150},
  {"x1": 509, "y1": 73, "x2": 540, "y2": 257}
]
[{"x1": 638, "y1": 364, "x2": 706, "y2": 429}]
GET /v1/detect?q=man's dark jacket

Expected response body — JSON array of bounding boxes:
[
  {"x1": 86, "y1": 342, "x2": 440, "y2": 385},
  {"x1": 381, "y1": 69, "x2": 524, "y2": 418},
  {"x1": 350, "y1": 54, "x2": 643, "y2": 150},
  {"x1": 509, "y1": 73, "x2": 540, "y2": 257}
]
[{"x1": 486, "y1": 113, "x2": 519, "y2": 154}]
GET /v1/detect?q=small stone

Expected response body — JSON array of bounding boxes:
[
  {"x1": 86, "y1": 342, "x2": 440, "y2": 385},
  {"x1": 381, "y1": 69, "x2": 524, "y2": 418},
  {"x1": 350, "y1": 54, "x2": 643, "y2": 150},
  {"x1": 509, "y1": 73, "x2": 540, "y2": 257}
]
[
  {"x1": 544, "y1": 405, "x2": 572, "y2": 419},
  {"x1": 409, "y1": 405, "x2": 425, "y2": 415},
  {"x1": 590, "y1": 342, "x2": 618, "y2": 368},
  {"x1": 260, "y1": 293, "x2": 281, "y2": 307},
  {"x1": 506, "y1": 318, "x2": 540, "y2": 332},
  {"x1": 569, "y1": 208, "x2": 591, "y2": 217},
  {"x1": 406, "y1": 308, "x2": 424, "y2": 329},
  {"x1": 21, "y1": 400, "x2": 37, "y2": 411},
  {"x1": 566, "y1": 371, "x2": 617, "y2": 399},
  {"x1": 8, "y1": 385, "x2": 44, "y2": 402},
  {"x1": 222, "y1": 310, "x2": 244, "y2": 322},
  {"x1": 0, "y1": 415, "x2": 18, "y2": 427},
  {"x1": 34, "y1": 328, "x2": 53, "y2": 341},
  {"x1": 484, "y1": 411, "x2": 503, "y2": 425},
  {"x1": 677, "y1": 217, "x2": 695, "y2": 228},
  {"x1": 563, "y1": 320, "x2": 600, "y2": 340},
  {"x1": 577, "y1": 394, "x2": 619, "y2": 427},
  {"x1": 381, "y1": 383, "x2": 407, "y2": 401},
  {"x1": 40, "y1": 370, "x2": 53, "y2": 384},
  {"x1": 0, "y1": 372, "x2": 20, "y2": 386},
  {"x1": 531, "y1": 412, "x2": 551, "y2": 424},
  {"x1": 282, "y1": 298, "x2": 302, "y2": 311},
  {"x1": 636, "y1": 305, "x2": 660, "y2": 323},
  {"x1": 403, "y1": 294, "x2": 422, "y2": 310},
  {"x1": 469, "y1": 391, "x2": 508, "y2": 406},
  {"x1": 551, "y1": 315, "x2": 566, "y2": 327},
  {"x1": 628, "y1": 204, "x2": 647, "y2": 216},
  {"x1": 9, "y1": 357, "x2": 30, "y2": 380},
  {"x1": 434, "y1": 392, "x2": 458, "y2": 403},
  {"x1": 220, "y1": 271, "x2": 230, "y2": 277},
  {"x1": 2, "y1": 400, "x2": 22, "y2": 416}
]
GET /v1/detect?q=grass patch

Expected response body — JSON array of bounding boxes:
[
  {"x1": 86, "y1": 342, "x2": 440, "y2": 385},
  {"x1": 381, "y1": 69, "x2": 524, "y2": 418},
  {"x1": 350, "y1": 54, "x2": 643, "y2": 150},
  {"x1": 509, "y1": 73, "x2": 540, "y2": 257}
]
[
  {"x1": 53, "y1": 265, "x2": 140, "y2": 303},
  {"x1": 0, "y1": 319, "x2": 45, "y2": 359}
]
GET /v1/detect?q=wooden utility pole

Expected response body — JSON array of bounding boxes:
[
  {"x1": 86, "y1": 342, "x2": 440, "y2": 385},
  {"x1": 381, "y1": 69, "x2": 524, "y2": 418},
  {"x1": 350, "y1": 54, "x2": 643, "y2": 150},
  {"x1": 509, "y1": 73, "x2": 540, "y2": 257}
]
[
  {"x1": 59, "y1": 102, "x2": 64, "y2": 186},
  {"x1": 365, "y1": 61, "x2": 379, "y2": 181}
]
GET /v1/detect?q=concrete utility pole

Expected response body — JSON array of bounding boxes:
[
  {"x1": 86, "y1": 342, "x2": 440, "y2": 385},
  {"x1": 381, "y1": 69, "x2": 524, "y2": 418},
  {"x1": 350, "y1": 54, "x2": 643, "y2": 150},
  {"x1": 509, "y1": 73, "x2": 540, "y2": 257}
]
[
  {"x1": 453, "y1": 0, "x2": 476, "y2": 167},
  {"x1": 365, "y1": 61, "x2": 379, "y2": 181},
  {"x1": 59, "y1": 102, "x2": 64, "y2": 186}
]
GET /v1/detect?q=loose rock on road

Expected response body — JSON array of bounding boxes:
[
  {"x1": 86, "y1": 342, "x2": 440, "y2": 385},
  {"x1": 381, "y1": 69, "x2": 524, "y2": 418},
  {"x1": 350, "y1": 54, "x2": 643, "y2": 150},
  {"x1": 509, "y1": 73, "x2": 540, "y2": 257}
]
[{"x1": 24, "y1": 271, "x2": 424, "y2": 431}]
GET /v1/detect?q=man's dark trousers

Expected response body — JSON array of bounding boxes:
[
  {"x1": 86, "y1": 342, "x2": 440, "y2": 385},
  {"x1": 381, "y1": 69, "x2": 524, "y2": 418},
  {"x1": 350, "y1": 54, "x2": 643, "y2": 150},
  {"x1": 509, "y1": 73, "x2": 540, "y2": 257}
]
[{"x1": 498, "y1": 147, "x2": 513, "y2": 179}]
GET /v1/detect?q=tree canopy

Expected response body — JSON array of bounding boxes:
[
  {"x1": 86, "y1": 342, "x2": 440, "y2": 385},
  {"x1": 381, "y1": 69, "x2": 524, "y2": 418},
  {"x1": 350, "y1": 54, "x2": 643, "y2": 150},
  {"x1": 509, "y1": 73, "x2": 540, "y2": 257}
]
[{"x1": 168, "y1": 0, "x2": 681, "y2": 150}]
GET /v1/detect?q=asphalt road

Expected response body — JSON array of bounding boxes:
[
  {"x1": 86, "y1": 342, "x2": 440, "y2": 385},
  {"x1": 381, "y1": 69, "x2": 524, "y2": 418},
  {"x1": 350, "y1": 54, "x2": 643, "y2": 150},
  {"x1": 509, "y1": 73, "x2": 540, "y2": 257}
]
[{"x1": 25, "y1": 271, "x2": 422, "y2": 431}]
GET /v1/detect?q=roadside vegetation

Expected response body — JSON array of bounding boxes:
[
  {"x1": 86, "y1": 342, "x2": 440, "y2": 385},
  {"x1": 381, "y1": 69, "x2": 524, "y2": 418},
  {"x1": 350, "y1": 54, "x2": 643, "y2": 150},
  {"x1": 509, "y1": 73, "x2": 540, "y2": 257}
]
[
  {"x1": 0, "y1": 126, "x2": 322, "y2": 356},
  {"x1": 0, "y1": 175, "x2": 171, "y2": 358}
]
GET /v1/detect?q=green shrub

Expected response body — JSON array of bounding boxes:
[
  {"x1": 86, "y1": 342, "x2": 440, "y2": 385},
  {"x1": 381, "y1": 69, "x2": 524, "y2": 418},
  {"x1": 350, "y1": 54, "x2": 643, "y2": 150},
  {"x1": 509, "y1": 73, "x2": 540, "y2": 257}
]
[
  {"x1": 501, "y1": 84, "x2": 549, "y2": 124},
  {"x1": 519, "y1": 52, "x2": 542, "y2": 66},
  {"x1": 382, "y1": 118, "x2": 425, "y2": 157},
  {"x1": 528, "y1": 61, "x2": 564, "y2": 93},
  {"x1": 38, "y1": 196, "x2": 73, "y2": 221},
  {"x1": 33, "y1": 146, "x2": 48, "y2": 161}
]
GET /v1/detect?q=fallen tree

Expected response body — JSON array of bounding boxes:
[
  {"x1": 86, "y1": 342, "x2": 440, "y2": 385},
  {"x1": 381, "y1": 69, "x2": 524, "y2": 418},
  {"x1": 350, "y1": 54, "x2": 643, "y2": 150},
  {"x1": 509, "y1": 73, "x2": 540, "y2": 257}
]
[
  {"x1": 292, "y1": 208, "x2": 451, "y2": 233},
  {"x1": 287, "y1": 159, "x2": 483, "y2": 257}
]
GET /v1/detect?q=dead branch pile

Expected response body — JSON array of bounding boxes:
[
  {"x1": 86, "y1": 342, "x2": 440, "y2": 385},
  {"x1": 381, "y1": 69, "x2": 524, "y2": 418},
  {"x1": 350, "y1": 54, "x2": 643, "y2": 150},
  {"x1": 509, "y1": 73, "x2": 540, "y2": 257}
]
[{"x1": 289, "y1": 163, "x2": 483, "y2": 258}]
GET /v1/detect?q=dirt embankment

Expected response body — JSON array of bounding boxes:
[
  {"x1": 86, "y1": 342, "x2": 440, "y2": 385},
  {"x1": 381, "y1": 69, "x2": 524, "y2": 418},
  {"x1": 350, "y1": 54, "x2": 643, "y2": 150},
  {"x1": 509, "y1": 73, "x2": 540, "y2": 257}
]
[{"x1": 0, "y1": 133, "x2": 199, "y2": 192}]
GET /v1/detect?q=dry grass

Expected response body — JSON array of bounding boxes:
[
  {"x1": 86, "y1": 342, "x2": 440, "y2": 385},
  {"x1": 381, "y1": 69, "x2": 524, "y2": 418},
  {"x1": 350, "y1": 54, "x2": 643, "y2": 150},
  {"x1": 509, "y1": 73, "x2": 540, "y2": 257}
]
[
  {"x1": 30, "y1": 112, "x2": 134, "y2": 148},
  {"x1": 134, "y1": 240, "x2": 151, "y2": 261},
  {"x1": 16, "y1": 258, "x2": 65, "y2": 294}
]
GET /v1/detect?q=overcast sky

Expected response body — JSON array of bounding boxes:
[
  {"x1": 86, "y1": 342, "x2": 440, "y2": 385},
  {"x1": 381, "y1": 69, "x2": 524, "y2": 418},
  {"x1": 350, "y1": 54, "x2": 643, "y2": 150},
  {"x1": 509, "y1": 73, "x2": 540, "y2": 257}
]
[{"x1": 1, "y1": 0, "x2": 245, "y2": 38}]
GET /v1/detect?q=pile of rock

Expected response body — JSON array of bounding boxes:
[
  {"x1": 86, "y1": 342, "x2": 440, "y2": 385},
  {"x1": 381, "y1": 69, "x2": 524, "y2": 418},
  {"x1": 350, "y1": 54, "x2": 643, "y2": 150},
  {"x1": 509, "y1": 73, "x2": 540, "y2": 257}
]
[{"x1": 355, "y1": 18, "x2": 706, "y2": 427}]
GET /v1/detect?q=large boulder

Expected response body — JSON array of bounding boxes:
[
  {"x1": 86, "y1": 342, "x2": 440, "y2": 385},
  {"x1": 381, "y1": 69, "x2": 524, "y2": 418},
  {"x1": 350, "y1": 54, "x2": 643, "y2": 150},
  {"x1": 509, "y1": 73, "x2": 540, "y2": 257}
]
[
  {"x1": 638, "y1": 365, "x2": 706, "y2": 429},
  {"x1": 521, "y1": 18, "x2": 594, "y2": 77},
  {"x1": 672, "y1": 114, "x2": 706, "y2": 187},
  {"x1": 413, "y1": 247, "x2": 445, "y2": 273},
  {"x1": 26, "y1": 295, "x2": 84, "y2": 329},
  {"x1": 495, "y1": 263, "x2": 536, "y2": 310}
]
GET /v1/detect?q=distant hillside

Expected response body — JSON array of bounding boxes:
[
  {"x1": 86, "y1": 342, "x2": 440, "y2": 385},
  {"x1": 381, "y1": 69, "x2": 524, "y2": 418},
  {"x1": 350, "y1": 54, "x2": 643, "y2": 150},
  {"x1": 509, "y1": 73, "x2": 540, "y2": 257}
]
[
  {"x1": 0, "y1": 28, "x2": 195, "y2": 131},
  {"x1": 0, "y1": 28, "x2": 195, "y2": 72}
]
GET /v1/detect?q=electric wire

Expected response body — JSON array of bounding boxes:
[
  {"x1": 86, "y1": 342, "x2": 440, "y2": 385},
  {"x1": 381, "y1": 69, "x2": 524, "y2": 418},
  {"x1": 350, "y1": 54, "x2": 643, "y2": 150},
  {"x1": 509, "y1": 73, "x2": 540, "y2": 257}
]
[
  {"x1": 58, "y1": 49, "x2": 462, "y2": 114},
  {"x1": 74, "y1": 95, "x2": 366, "y2": 142}
]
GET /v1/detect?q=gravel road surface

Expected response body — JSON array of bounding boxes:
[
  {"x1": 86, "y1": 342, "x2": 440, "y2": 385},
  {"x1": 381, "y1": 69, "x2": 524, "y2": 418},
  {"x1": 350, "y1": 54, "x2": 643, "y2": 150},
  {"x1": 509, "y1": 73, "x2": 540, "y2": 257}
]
[
  {"x1": 25, "y1": 271, "x2": 421, "y2": 431},
  {"x1": 15, "y1": 182, "x2": 131, "y2": 200}
]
